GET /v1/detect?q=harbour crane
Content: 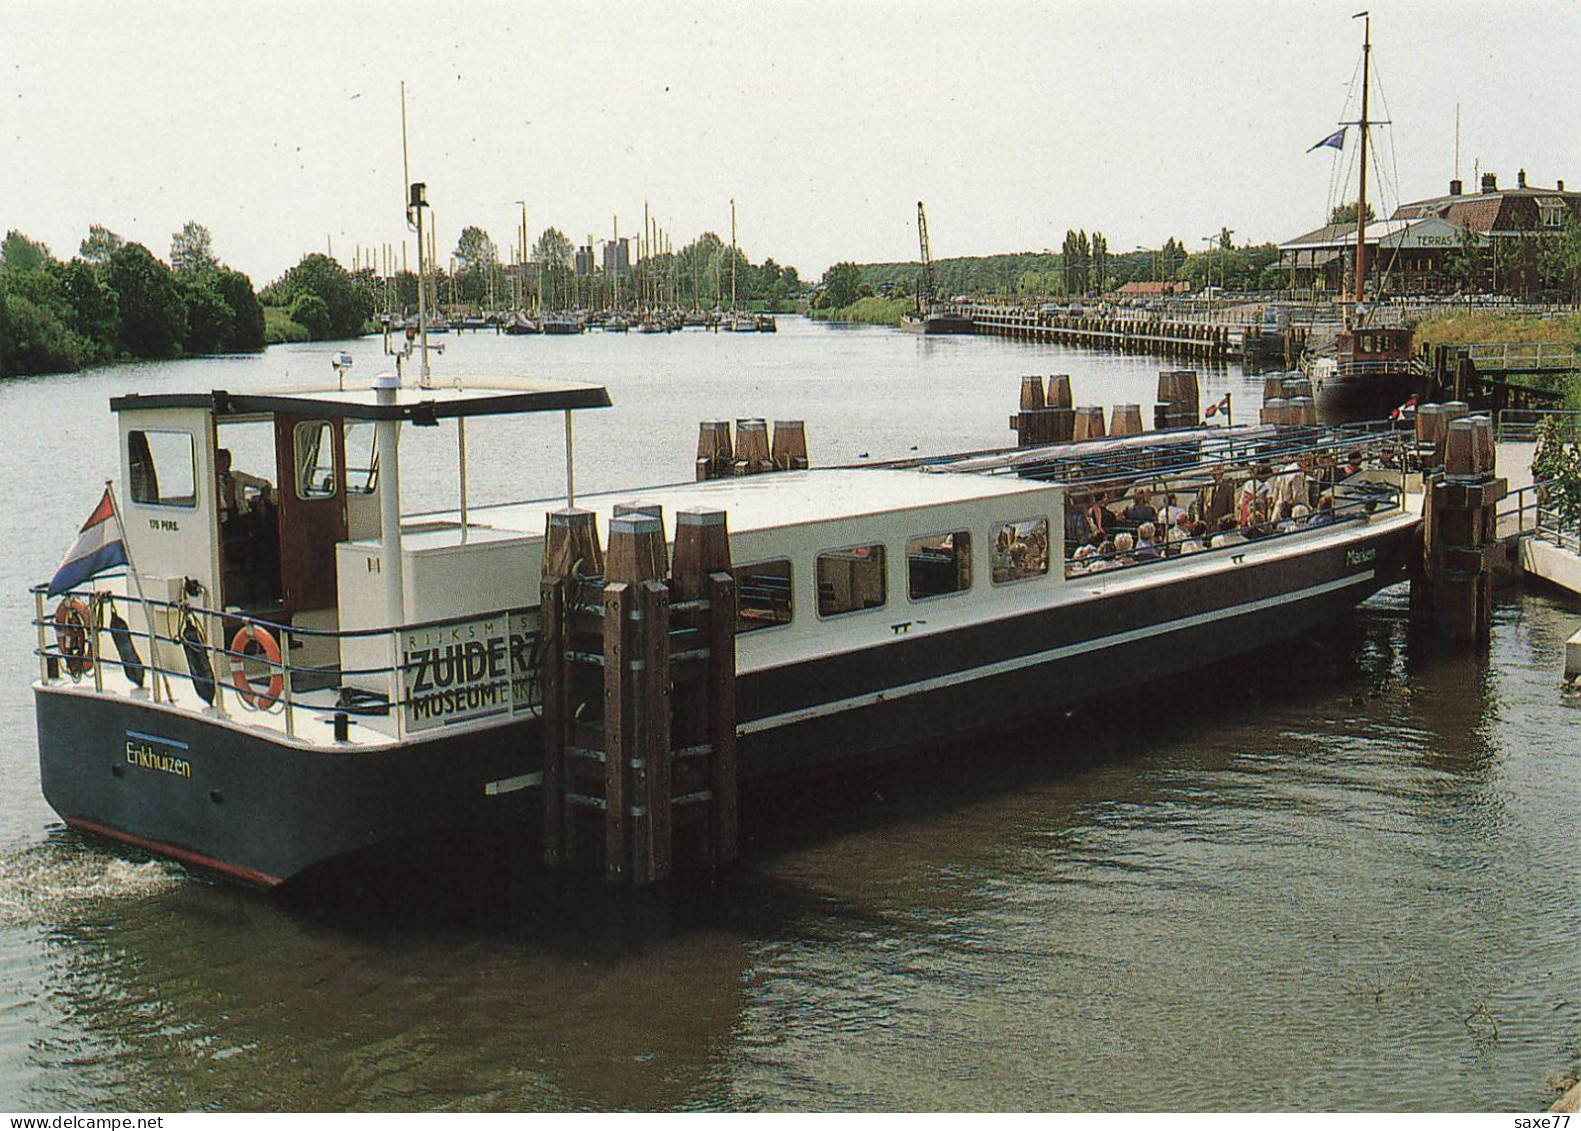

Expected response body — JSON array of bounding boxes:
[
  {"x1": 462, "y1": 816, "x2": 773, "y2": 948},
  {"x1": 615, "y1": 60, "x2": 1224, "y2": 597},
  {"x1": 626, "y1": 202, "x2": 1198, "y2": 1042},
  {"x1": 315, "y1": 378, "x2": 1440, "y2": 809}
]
[{"x1": 916, "y1": 201, "x2": 933, "y2": 317}]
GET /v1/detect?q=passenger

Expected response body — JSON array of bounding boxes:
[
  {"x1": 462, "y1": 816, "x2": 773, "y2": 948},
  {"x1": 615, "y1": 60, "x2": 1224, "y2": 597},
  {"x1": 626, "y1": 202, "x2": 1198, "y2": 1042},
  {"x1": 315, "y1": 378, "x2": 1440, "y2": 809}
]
[
  {"x1": 1270, "y1": 461, "x2": 1309, "y2": 511},
  {"x1": 1087, "y1": 540, "x2": 1118, "y2": 573},
  {"x1": 1242, "y1": 496, "x2": 1274, "y2": 539},
  {"x1": 1112, "y1": 532, "x2": 1137, "y2": 566},
  {"x1": 1237, "y1": 466, "x2": 1271, "y2": 526},
  {"x1": 1134, "y1": 521, "x2": 1162, "y2": 562},
  {"x1": 215, "y1": 449, "x2": 273, "y2": 524},
  {"x1": 1083, "y1": 494, "x2": 1113, "y2": 540},
  {"x1": 1123, "y1": 488, "x2": 1158, "y2": 529},
  {"x1": 1272, "y1": 499, "x2": 1296, "y2": 532},
  {"x1": 1160, "y1": 492, "x2": 1188, "y2": 530},
  {"x1": 1308, "y1": 494, "x2": 1337, "y2": 527},
  {"x1": 1181, "y1": 521, "x2": 1209, "y2": 554},
  {"x1": 1210, "y1": 514, "x2": 1247, "y2": 549},
  {"x1": 1068, "y1": 544, "x2": 1096, "y2": 576},
  {"x1": 1165, "y1": 510, "x2": 1196, "y2": 553},
  {"x1": 1341, "y1": 450, "x2": 1364, "y2": 479}
]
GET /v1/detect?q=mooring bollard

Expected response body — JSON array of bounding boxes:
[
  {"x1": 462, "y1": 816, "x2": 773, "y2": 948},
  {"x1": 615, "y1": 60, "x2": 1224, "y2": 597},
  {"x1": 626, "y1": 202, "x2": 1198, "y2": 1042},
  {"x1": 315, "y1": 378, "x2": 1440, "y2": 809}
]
[
  {"x1": 1416, "y1": 414, "x2": 1504, "y2": 643},
  {"x1": 696, "y1": 420, "x2": 733, "y2": 481},
  {"x1": 771, "y1": 420, "x2": 809, "y2": 470},
  {"x1": 733, "y1": 418, "x2": 772, "y2": 476}
]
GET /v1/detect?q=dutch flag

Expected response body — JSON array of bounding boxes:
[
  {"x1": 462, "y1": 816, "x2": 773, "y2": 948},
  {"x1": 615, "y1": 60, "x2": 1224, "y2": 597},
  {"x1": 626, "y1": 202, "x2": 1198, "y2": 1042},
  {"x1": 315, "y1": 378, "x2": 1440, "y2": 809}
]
[{"x1": 48, "y1": 490, "x2": 128, "y2": 596}]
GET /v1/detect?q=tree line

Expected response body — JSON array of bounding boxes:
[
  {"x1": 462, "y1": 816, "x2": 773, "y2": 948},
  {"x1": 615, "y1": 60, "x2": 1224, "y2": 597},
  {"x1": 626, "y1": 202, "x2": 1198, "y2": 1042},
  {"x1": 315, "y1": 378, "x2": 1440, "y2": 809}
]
[
  {"x1": 0, "y1": 224, "x2": 266, "y2": 377},
  {"x1": 820, "y1": 230, "x2": 1286, "y2": 308}
]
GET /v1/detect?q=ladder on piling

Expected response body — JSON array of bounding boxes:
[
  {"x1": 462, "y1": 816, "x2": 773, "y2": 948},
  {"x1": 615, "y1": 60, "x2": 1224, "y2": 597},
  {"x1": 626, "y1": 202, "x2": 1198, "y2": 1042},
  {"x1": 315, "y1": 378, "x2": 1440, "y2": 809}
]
[{"x1": 539, "y1": 507, "x2": 738, "y2": 885}]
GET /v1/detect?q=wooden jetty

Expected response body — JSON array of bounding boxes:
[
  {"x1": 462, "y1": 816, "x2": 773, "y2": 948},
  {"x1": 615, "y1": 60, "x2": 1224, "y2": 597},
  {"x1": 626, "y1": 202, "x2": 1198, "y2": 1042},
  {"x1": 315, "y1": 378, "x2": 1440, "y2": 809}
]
[
  {"x1": 963, "y1": 304, "x2": 1236, "y2": 361},
  {"x1": 1421, "y1": 342, "x2": 1573, "y2": 411}
]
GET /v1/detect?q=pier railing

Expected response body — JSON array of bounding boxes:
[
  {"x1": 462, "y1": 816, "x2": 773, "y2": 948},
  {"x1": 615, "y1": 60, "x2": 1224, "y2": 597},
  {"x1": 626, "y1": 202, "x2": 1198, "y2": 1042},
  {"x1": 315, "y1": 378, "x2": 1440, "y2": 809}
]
[
  {"x1": 1494, "y1": 408, "x2": 1581, "y2": 443},
  {"x1": 31, "y1": 582, "x2": 541, "y2": 746}
]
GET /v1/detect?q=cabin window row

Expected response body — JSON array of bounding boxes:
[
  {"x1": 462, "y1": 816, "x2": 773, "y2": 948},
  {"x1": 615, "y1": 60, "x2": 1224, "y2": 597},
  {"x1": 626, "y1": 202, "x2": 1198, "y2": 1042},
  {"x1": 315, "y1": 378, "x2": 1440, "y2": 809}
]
[
  {"x1": 127, "y1": 422, "x2": 379, "y2": 510},
  {"x1": 735, "y1": 516, "x2": 1049, "y2": 634}
]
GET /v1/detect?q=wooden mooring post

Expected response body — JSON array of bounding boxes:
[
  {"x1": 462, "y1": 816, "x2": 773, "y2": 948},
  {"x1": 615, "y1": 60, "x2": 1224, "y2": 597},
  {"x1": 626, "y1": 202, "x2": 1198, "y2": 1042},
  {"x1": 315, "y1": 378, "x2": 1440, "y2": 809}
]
[
  {"x1": 1412, "y1": 411, "x2": 1503, "y2": 642},
  {"x1": 539, "y1": 505, "x2": 738, "y2": 884}
]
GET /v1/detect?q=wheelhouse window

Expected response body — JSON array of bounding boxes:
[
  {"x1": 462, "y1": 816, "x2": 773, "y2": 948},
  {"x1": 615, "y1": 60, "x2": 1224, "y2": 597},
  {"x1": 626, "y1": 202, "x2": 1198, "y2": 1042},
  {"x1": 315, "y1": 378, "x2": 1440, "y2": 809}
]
[
  {"x1": 817, "y1": 543, "x2": 887, "y2": 617},
  {"x1": 293, "y1": 420, "x2": 339, "y2": 499},
  {"x1": 991, "y1": 516, "x2": 1050, "y2": 584},
  {"x1": 127, "y1": 430, "x2": 196, "y2": 508},
  {"x1": 907, "y1": 531, "x2": 972, "y2": 600},
  {"x1": 736, "y1": 558, "x2": 793, "y2": 634},
  {"x1": 344, "y1": 421, "x2": 378, "y2": 495}
]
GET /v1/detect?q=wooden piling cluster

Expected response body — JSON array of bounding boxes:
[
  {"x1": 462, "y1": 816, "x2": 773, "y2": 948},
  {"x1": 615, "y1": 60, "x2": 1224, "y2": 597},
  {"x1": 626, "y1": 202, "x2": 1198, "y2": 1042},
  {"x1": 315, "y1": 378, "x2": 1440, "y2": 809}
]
[
  {"x1": 1260, "y1": 374, "x2": 1317, "y2": 426},
  {"x1": 1012, "y1": 370, "x2": 1209, "y2": 447},
  {"x1": 539, "y1": 506, "x2": 739, "y2": 884},
  {"x1": 1010, "y1": 374, "x2": 1075, "y2": 446},
  {"x1": 1153, "y1": 370, "x2": 1201, "y2": 430},
  {"x1": 696, "y1": 419, "x2": 809, "y2": 480},
  {"x1": 1410, "y1": 404, "x2": 1503, "y2": 642},
  {"x1": 967, "y1": 306, "x2": 1234, "y2": 360}
]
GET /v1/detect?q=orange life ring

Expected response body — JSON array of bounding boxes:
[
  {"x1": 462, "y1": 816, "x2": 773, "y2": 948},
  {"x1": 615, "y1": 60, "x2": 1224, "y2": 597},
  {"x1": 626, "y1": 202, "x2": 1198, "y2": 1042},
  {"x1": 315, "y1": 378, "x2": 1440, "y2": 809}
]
[
  {"x1": 228, "y1": 624, "x2": 284, "y2": 709},
  {"x1": 53, "y1": 598, "x2": 93, "y2": 678}
]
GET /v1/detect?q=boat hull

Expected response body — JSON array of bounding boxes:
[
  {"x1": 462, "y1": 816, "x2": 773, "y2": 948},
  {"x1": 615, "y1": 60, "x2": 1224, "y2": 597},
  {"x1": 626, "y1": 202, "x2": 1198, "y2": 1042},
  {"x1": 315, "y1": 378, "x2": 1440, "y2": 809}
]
[
  {"x1": 1314, "y1": 366, "x2": 1417, "y2": 423},
  {"x1": 37, "y1": 520, "x2": 1416, "y2": 886},
  {"x1": 901, "y1": 313, "x2": 975, "y2": 335}
]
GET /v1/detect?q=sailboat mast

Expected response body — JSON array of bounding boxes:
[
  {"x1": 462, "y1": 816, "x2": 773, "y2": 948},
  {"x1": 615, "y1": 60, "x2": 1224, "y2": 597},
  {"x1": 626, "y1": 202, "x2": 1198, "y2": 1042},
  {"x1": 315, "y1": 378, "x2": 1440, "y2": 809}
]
[
  {"x1": 730, "y1": 198, "x2": 738, "y2": 311},
  {"x1": 1353, "y1": 11, "x2": 1371, "y2": 307}
]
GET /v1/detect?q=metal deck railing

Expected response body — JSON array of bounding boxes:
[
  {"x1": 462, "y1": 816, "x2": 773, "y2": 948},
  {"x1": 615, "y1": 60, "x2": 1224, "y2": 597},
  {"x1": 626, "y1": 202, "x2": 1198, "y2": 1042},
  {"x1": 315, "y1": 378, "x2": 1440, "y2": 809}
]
[{"x1": 32, "y1": 581, "x2": 543, "y2": 746}]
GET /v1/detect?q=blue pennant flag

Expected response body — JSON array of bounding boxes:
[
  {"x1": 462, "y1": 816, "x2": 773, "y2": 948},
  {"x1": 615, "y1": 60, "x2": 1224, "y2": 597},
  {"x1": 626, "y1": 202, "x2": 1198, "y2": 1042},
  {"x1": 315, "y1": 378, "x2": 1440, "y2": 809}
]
[{"x1": 1307, "y1": 127, "x2": 1346, "y2": 153}]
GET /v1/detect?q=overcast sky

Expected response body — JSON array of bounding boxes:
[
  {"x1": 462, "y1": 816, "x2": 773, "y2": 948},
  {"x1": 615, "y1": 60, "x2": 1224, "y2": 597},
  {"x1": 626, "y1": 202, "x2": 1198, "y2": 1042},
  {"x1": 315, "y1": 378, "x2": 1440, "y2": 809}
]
[{"x1": 3, "y1": 0, "x2": 1575, "y2": 286}]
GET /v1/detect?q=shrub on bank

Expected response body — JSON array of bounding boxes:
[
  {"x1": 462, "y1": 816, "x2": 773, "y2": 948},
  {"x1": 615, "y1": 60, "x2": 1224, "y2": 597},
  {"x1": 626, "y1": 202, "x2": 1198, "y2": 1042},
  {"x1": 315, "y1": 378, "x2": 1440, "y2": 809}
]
[{"x1": 809, "y1": 296, "x2": 911, "y2": 326}]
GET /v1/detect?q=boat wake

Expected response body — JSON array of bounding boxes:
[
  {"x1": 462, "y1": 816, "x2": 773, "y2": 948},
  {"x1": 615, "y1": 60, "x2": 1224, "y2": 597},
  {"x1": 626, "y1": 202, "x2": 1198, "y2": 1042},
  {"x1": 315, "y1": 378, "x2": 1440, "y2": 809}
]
[{"x1": 0, "y1": 836, "x2": 182, "y2": 926}]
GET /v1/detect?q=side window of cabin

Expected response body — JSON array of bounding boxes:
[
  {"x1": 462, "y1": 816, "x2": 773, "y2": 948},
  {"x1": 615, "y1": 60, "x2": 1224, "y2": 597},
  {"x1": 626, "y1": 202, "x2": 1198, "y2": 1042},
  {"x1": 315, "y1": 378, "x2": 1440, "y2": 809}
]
[
  {"x1": 127, "y1": 430, "x2": 197, "y2": 508},
  {"x1": 736, "y1": 559, "x2": 793, "y2": 634},
  {"x1": 344, "y1": 421, "x2": 378, "y2": 495},
  {"x1": 990, "y1": 517, "x2": 1050, "y2": 584},
  {"x1": 907, "y1": 530, "x2": 972, "y2": 600},
  {"x1": 816, "y1": 544, "x2": 887, "y2": 617},
  {"x1": 294, "y1": 420, "x2": 338, "y2": 499}
]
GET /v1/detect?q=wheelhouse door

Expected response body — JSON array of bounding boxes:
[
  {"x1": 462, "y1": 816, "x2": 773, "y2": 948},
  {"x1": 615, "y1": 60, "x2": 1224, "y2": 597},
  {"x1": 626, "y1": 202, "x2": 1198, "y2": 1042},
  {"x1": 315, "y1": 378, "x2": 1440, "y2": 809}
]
[{"x1": 273, "y1": 413, "x2": 348, "y2": 615}]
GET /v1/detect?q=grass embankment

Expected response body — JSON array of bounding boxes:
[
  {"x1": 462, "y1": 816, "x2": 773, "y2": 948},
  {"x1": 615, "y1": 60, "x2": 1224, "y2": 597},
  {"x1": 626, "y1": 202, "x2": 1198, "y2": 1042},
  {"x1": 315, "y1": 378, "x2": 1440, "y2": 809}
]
[
  {"x1": 262, "y1": 307, "x2": 310, "y2": 344},
  {"x1": 808, "y1": 297, "x2": 911, "y2": 326},
  {"x1": 1413, "y1": 311, "x2": 1581, "y2": 410}
]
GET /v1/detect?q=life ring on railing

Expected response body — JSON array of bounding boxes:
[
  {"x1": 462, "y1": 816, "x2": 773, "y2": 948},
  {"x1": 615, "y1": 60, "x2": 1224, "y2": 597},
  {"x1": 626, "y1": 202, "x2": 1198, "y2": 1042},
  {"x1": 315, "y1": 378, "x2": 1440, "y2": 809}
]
[
  {"x1": 228, "y1": 624, "x2": 283, "y2": 709},
  {"x1": 52, "y1": 597, "x2": 93, "y2": 679}
]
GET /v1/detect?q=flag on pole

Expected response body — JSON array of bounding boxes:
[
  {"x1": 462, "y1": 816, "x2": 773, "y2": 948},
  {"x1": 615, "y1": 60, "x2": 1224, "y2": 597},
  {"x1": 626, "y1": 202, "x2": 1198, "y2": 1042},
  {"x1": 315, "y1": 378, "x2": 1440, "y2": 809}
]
[
  {"x1": 1204, "y1": 394, "x2": 1232, "y2": 418},
  {"x1": 1389, "y1": 394, "x2": 1419, "y2": 422},
  {"x1": 1307, "y1": 127, "x2": 1346, "y2": 153},
  {"x1": 48, "y1": 489, "x2": 128, "y2": 596}
]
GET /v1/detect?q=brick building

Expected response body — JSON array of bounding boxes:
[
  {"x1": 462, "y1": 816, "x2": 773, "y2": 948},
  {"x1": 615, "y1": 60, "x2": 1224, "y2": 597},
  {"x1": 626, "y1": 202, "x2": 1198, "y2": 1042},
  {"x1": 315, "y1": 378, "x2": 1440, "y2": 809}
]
[{"x1": 1279, "y1": 170, "x2": 1580, "y2": 295}]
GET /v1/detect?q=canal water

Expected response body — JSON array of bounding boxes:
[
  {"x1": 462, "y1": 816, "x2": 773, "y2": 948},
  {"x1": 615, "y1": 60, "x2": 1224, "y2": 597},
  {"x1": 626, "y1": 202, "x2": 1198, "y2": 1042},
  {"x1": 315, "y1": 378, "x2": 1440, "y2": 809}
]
[{"x1": 0, "y1": 318, "x2": 1577, "y2": 1111}]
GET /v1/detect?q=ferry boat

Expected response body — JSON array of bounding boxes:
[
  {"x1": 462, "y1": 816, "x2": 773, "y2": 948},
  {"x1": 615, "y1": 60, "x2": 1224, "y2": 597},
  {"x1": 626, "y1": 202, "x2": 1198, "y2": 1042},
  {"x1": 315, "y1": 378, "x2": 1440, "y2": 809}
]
[{"x1": 31, "y1": 372, "x2": 1423, "y2": 889}]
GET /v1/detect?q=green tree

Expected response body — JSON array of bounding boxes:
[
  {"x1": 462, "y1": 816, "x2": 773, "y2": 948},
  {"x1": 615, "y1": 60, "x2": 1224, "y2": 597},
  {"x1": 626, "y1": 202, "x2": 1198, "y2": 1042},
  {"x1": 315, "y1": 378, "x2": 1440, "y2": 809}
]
[
  {"x1": 179, "y1": 274, "x2": 235, "y2": 354},
  {"x1": 1538, "y1": 212, "x2": 1581, "y2": 300},
  {"x1": 106, "y1": 242, "x2": 186, "y2": 358},
  {"x1": 1445, "y1": 225, "x2": 1482, "y2": 293},
  {"x1": 170, "y1": 221, "x2": 218, "y2": 276},
  {"x1": 1329, "y1": 202, "x2": 1378, "y2": 225},
  {"x1": 1, "y1": 231, "x2": 52, "y2": 274},
  {"x1": 263, "y1": 253, "x2": 370, "y2": 339},
  {"x1": 288, "y1": 292, "x2": 332, "y2": 339},
  {"x1": 820, "y1": 261, "x2": 862, "y2": 308},
  {"x1": 79, "y1": 225, "x2": 124, "y2": 264},
  {"x1": 1091, "y1": 232, "x2": 1109, "y2": 293},
  {"x1": 453, "y1": 225, "x2": 498, "y2": 305},
  {"x1": 212, "y1": 268, "x2": 265, "y2": 351},
  {"x1": 60, "y1": 259, "x2": 119, "y2": 355}
]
